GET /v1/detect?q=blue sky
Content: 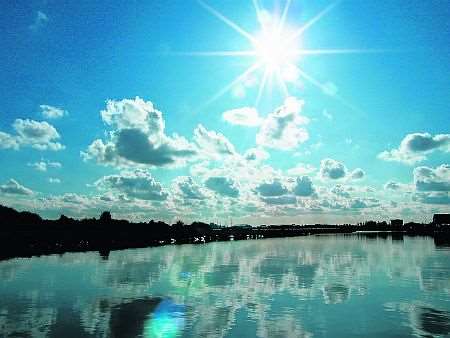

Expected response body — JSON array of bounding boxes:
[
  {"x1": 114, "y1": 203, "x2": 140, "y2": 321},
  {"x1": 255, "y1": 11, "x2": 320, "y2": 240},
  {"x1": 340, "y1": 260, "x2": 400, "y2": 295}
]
[{"x1": 0, "y1": 0, "x2": 449, "y2": 224}]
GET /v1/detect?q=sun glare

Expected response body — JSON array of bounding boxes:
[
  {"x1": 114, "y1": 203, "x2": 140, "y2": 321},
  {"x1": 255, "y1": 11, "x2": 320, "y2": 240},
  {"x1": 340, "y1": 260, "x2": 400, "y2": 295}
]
[
  {"x1": 253, "y1": 28, "x2": 297, "y2": 71},
  {"x1": 181, "y1": 0, "x2": 378, "y2": 109}
]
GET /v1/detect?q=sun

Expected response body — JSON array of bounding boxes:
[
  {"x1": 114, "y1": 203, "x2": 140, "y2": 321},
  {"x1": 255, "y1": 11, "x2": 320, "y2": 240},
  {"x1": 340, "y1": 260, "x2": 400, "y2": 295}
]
[
  {"x1": 173, "y1": 0, "x2": 378, "y2": 109},
  {"x1": 253, "y1": 27, "x2": 297, "y2": 72}
]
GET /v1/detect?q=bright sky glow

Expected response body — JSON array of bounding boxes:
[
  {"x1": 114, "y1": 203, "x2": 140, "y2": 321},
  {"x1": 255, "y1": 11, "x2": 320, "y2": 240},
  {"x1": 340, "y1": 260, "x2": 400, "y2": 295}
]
[{"x1": 184, "y1": 0, "x2": 383, "y2": 109}]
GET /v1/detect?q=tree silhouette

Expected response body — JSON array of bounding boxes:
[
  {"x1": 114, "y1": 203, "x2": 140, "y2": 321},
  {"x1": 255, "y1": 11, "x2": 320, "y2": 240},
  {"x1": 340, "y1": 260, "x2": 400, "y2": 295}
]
[{"x1": 100, "y1": 211, "x2": 112, "y2": 223}]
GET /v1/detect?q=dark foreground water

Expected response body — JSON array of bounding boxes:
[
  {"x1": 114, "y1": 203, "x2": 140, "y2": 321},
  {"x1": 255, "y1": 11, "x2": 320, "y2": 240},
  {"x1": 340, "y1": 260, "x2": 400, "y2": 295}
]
[{"x1": 1, "y1": 235, "x2": 450, "y2": 338}]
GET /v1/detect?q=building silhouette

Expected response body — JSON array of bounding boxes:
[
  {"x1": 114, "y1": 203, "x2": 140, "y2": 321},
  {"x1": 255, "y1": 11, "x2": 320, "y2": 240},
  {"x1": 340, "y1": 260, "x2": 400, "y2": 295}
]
[{"x1": 433, "y1": 214, "x2": 450, "y2": 225}]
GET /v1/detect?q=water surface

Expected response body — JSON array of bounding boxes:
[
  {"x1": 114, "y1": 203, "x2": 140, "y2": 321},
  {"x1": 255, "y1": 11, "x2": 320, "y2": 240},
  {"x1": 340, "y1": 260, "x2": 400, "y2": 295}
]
[{"x1": 1, "y1": 235, "x2": 450, "y2": 337}]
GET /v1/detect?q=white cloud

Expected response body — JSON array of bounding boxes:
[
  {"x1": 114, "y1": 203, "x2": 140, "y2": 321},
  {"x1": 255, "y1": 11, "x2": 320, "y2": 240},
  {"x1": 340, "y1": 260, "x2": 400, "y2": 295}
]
[
  {"x1": 114, "y1": 129, "x2": 195, "y2": 166},
  {"x1": 14, "y1": 119, "x2": 64, "y2": 151},
  {"x1": 261, "y1": 195, "x2": 297, "y2": 205},
  {"x1": 384, "y1": 181, "x2": 401, "y2": 191},
  {"x1": 254, "y1": 180, "x2": 288, "y2": 197},
  {"x1": 28, "y1": 160, "x2": 62, "y2": 172},
  {"x1": 190, "y1": 159, "x2": 281, "y2": 205},
  {"x1": 244, "y1": 147, "x2": 269, "y2": 162},
  {"x1": 40, "y1": 105, "x2": 68, "y2": 119},
  {"x1": 0, "y1": 179, "x2": 33, "y2": 195},
  {"x1": 101, "y1": 97, "x2": 162, "y2": 134},
  {"x1": 318, "y1": 159, "x2": 363, "y2": 182},
  {"x1": 94, "y1": 170, "x2": 168, "y2": 201},
  {"x1": 322, "y1": 109, "x2": 333, "y2": 120},
  {"x1": 81, "y1": 139, "x2": 117, "y2": 164},
  {"x1": 319, "y1": 158, "x2": 347, "y2": 180},
  {"x1": 336, "y1": 196, "x2": 380, "y2": 210},
  {"x1": 48, "y1": 178, "x2": 61, "y2": 184},
  {"x1": 349, "y1": 198, "x2": 367, "y2": 209},
  {"x1": 204, "y1": 176, "x2": 239, "y2": 198},
  {"x1": 29, "y1": 11, "x2": 48, "y2": 31},
  {"x1": 330, "y1": 184, "x2": 351, "y2": 198},
  {"x1": 414, "y1": 164, "x2": 450, "y2": 192},
  {"x1": 383, "y1": 181, "x2": 412, "y2": 192},
  {"x1": 293, "y1": 176, "x2": 316, "y2": 197},
  {"x1": 27, "y1": 192, "x2": 175, "y2": 221},
  {"x1": 48, "y1": 161, "x2": 62, "y2": 169},
  {"x1": 172, "y1": 176, "x2": 207, "y2": 200},
  {"x1": 0, "y1": 119, "x2": 64, "y2": 151},
  {"x1": 287, "y1": 163, "x2": 316, "y2": 176},
  {"x1": 84, "y1": 97, "x2": 243, "y2": 169},
  {"x1": 194, "y1": 124, "x2": 236, "y2": 159},
  {"x1": 319, "y1": 199, "x2": 345, "y2": 210},
  {"x1": 0, "y1": 132, "x2": 19, "y2": 150},
  {"x1": 256, "y1": 97, "x2": 309, "y2": 150},
  {"x1": 413, "y1": 192, "x2": 450, "y2": 205},
  {"x1": 30, "y1": 161, "x2": 48, "y2": 172},
  {"x1": 222, "y1": 107, "x2": 262, "y2": 127},
  {"x1": 82, "y1": 97, "x2": 197, "y2": 167},
  {"x1": 378, "y1": 133, "x2": 450, "y2": 165},
  {"x1": 350, "y1": 168, "x2": 365, "y2": 180}
]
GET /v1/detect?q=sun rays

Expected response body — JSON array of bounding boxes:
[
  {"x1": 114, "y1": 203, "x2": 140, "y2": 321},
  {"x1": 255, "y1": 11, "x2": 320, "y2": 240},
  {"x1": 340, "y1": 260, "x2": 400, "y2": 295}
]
[{"x1": 173, "y1": 0, "x2": 381, "y2": 110}]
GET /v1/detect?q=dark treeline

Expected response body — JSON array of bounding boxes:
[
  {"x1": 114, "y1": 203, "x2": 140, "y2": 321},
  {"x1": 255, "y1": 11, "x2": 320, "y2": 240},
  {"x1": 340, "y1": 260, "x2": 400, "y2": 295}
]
[{"x1": 0, "y1": 205, "x2": 449, "y2": 260}]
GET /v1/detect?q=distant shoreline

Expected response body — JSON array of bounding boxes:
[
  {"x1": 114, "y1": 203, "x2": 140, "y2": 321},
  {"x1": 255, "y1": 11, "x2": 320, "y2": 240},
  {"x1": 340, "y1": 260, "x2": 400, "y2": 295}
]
[{"x1": 1, "y1": 204, "x2": 449, "y2": 261}]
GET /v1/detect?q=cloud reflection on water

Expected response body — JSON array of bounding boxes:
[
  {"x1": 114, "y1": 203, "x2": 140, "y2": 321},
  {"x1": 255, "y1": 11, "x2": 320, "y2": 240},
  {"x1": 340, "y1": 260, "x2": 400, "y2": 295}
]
[{"x1": 0, "y1": 235, "x2": 449, "y2": 337}]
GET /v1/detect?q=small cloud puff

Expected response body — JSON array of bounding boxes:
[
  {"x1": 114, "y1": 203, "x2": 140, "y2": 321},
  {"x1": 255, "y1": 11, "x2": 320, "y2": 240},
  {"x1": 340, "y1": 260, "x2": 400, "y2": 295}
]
[
  {"x1": 320, "y1": 158, "x2": 364, "y2": 181},
  {"x1": 254, "y1": 180, "x2": 288, "y2": 197},
  {"x1": 350, "y1": 168, "x2": 365, "y2": 180},
  {"x1": 384, "y1": 181, "x2": 412, "y2": 192},
  {"x1": 94, "y1": 170, "x2": 168, "y2": 201},
  {"x1": 0, "y1": 119, "x2": 64, "y2": 151},
  {"x1": 40, "y1": 105, "x2": 68, "y2": 119},
  {"x1": 222, "y1": 107, "x2": 262, "y2": 127},
  {"x1": 29, "y1": 11, "x2": 48, "y2": 31},
  {"x1": 244, "y1": 147, "x2": 269, "y2": 162},
  {"x1": 28, "y1": 160, "x2": 62, "y2": 172},
  {"x1": 320, "y1": 158, "x2": 347, "y2": 180}
]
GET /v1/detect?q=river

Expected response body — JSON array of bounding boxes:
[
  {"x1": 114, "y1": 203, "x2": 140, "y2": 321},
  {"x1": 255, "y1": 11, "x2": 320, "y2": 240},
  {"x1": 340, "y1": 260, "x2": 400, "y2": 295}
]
[{"x1": 1, "y1": 234, "x2": 450, "y2": 337}]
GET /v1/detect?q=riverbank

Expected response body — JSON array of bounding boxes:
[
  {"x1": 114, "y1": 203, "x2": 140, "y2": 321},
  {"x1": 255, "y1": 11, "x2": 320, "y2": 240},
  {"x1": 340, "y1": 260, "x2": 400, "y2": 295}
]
[
  {"x1": 1, "y1": 204, "x2": 449, "y2": 261},
  {"x1": 2, "y1": 228, "x2": 450, "y2": 261}
]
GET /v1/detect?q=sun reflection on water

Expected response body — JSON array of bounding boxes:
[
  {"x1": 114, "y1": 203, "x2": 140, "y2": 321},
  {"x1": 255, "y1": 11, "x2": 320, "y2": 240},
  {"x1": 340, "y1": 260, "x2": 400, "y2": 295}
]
[{"x1": 144, "y1": 299, "x2": 186, "y2": 338}]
